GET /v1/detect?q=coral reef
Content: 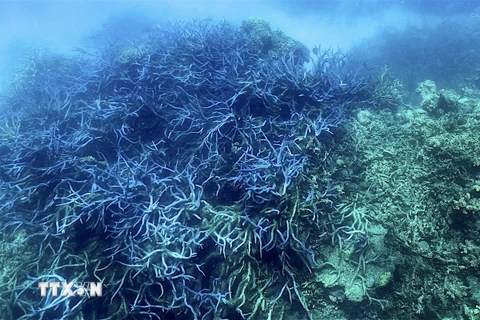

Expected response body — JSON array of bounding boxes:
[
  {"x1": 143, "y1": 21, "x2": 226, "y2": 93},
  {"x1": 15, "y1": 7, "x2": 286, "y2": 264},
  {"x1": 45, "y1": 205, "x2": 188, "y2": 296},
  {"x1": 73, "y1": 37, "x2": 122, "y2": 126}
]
[
  {"x1": 0, "y1": 19, "x2": 382, "y2": 320},
  {"x1": 2, "y1": 16, "x2": 479, "y2": 320}
]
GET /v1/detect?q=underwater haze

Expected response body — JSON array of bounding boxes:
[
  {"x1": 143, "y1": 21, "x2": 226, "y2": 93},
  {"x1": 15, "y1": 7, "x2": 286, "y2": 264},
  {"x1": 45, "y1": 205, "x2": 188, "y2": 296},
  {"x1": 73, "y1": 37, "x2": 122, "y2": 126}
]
[
  {"x1": 1, "y1": 1, "x2": 480, "y2": 319},
  {"x1": 0, "y1": 0, "x2": 442, "y2": 87}
]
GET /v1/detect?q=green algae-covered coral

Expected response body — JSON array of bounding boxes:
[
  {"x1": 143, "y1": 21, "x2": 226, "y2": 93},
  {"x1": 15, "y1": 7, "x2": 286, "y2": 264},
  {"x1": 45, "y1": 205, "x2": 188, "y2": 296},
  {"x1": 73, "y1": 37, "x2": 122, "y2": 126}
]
[
  {"x1": 339, "y1": 81, "x2": 480, "y2": 319},
  {"x1": 416, "y1": 80, "x2": 460, "y2": 116},
  {"x1": 240, "y1": 17, "x2": 309, "y2": 62}
]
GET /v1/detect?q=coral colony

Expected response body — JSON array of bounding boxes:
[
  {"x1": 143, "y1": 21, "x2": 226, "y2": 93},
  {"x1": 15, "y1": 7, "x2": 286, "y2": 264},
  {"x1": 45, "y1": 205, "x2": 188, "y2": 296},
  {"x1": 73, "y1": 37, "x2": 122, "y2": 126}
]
[{"x1": 0, "y1": 19, "x2": 388, "y2": 319}]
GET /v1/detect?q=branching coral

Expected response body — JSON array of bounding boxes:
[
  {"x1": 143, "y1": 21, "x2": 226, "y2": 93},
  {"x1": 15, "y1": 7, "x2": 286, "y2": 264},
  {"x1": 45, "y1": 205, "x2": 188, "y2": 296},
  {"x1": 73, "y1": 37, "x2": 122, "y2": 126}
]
[{"x1": 0, "y1": 18, "x2": 381, "y2": 320}]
